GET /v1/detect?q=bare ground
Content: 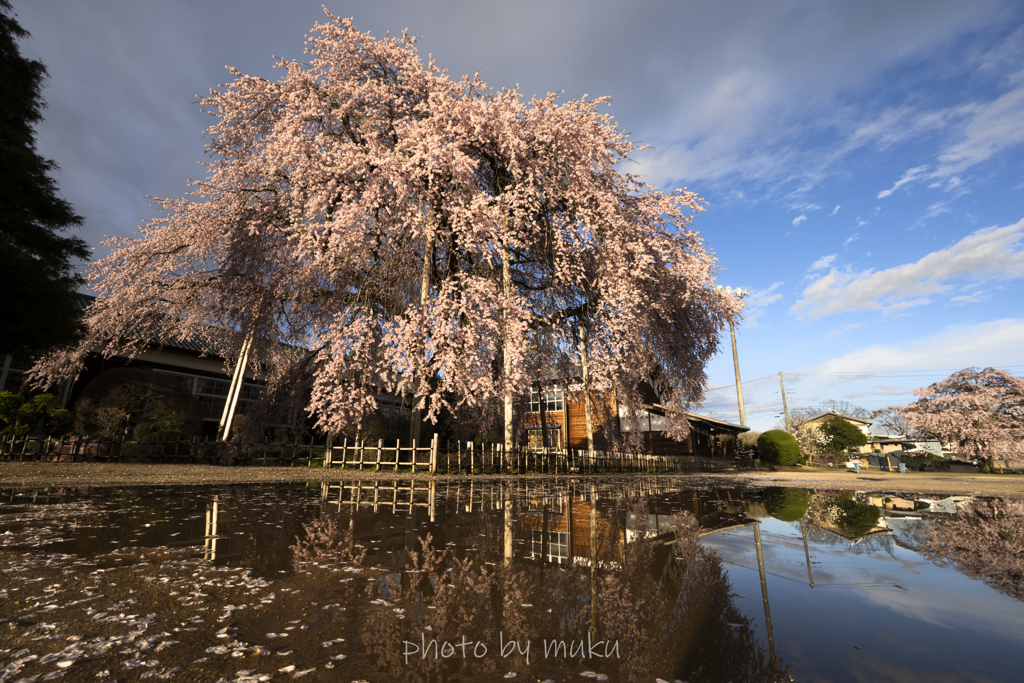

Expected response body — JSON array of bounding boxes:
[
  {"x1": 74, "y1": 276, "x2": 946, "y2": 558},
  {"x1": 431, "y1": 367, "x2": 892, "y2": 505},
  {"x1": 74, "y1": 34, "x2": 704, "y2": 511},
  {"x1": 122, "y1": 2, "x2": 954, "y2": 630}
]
[
  {"x1": 0, "y1": 462, "x2": 1022, "y2": 497},
  {"x1": 714, "y1": 467, "x2": 1024, "y2": 498}
]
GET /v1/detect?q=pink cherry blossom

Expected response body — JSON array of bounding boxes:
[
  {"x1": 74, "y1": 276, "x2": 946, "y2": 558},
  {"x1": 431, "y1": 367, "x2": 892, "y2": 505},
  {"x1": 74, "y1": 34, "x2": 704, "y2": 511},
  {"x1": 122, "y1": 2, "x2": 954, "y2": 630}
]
[
  {"x1": 898, "y1": 368, "x2": 1024, "y2": 464},
  {"x1": 28, "y1": 13, "x2": 736, "y2": 444}
]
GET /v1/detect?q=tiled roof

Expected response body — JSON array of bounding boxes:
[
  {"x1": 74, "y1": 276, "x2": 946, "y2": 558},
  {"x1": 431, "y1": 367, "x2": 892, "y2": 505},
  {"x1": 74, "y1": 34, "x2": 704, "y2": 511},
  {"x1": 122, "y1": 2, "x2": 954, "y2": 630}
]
[{"x1": 73, "y1": 294, "x2": 293, "y2": 359}]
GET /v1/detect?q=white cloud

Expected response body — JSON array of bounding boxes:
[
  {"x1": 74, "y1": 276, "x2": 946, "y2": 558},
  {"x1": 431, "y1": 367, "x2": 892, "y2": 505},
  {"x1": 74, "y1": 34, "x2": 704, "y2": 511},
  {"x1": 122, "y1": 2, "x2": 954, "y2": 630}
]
[
  {"x1": 628, "y1": 3, "x2": 1008, "y2": 194},
  {"x1": 809, "y1": 254, "x2": 837, "y2": 271},
  {"x1": 792, "y1": 215, "x2": 808, "y2": 226},
  {"x1": 877, "y1": 165, "x2": 930, "y2": 198},
  {"x1": 829, "y1": 205, "x2": 840, "y2": 216},
  {"x1": 932, "y1": 82, "x2": 1024, "y2": 177},
  {"x1": 791, "y1": 218, "x2": 1024, "y2": 319},
  {"x1": 824, "y1": 323, "x2": 863, "y2": 340},
  {"x1": 843, "y1": 233, "x2": 859, "y2": 247},
  {"x1": 817, "y1": 319, "x2": 1024, "y2": 374},
  {"x1": 951, "y1": 290, "x2": 987, "y2": 304},
  {"x1": 741, "y1": 281, "x2": 784, "y2": 327}
]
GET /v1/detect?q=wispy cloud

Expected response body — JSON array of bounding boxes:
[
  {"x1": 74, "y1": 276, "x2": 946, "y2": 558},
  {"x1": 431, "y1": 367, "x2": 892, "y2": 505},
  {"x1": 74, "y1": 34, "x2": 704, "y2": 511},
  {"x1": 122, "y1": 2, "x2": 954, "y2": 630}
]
[
  {"x1": 824, "y1": 323, "x2": 863, "y2": 340},
  {"x1": 932, "y1": 82, "x2": 1024, "y2": 178},
  {"x1": 877, "y1": 165, "x2": 930, "y2": 198},
  {"x1": 742, "y1": 281, "x2": 785, "y2": 327},
  {"x1": 792, "y1": 215, "x2": 808, "y2": 226},
  {"x1": 809, "y1": 254, "x2": 837, "y2": 271},
  {"x1": 951, "y1": 290, "x2": 987, "y2": 304},
  {"x1": 791, "y1": 219, "x2": 1024, "y2": 319},
  {"x1": 817, "y1": 319, "x2": 1024, "y2": 376},
  {"x1": 829, "y1": 205, "x2": 840, "y2": 216},
  {"x1": 843, "y1": 234, "x2": 859, "y2": 247}
]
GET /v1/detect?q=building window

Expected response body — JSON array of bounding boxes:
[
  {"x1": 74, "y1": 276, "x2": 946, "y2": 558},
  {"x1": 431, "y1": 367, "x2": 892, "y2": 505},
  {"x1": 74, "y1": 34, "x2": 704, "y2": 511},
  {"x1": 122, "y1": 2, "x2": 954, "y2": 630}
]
[
  {"x1": 157, "y1": 370, "x2": 286, "y2": 425},
  {"x1": 528, "y1": 385, "x2": 563, "y2": 413},
  {"x1": 531, "y1": 530, "x2": 569, "y2": 564},
  {"x1": 527, "y1": 425, "x2": 561, "y2": 449}
]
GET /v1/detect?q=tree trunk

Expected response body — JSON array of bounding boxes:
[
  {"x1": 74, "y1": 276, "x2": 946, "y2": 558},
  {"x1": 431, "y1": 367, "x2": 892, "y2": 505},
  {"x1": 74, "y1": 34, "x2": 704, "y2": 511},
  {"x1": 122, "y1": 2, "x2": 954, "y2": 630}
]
[
  {"x1": 410, "y1": 220, "x2": 436, "y2": 444},
  {"x1": 580, "y1": 325, "x2": 594, "y2": 451},
  {"x1": 502, "y1": 240, "x2": 514, "y2": 453}
]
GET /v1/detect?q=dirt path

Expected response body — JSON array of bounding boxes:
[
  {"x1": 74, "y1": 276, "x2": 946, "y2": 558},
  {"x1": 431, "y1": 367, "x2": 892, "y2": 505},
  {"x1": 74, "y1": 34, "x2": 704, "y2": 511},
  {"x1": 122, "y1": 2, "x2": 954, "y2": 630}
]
[
  {"x1": 1, "y1": 462, "x2": 1022, "y2": 497},
  {"x1": 719, "y1": 467, "x2": 1024, "y2": 498}
]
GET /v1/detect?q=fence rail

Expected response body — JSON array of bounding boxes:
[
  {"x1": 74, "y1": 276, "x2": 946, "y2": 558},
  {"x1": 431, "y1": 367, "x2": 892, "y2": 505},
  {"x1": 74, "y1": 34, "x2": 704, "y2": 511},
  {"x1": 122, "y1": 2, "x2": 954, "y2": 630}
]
[{"x1": 0, "y1": 433, "x2": 758, "y2": 474}]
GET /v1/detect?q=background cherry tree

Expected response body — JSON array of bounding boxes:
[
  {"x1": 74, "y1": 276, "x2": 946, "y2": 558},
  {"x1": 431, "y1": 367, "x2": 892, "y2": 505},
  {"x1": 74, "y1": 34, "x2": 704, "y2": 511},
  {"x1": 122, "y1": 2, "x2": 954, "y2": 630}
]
[
  {"x1": 919, "y1": 497, "x2": 1024, "y2": 602},
  {"x1": 30, "y1": 12, "x2": 735, "y2": 447},
  {"x1": 898, "y1": 368, "x2": 1024, "y2": 464}
]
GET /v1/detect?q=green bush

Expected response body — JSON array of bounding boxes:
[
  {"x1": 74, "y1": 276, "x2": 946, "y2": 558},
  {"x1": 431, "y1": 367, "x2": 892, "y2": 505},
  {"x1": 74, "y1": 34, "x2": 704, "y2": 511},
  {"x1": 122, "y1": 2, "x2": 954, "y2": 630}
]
[
  {"x1": 0, "y1": 391, "x2": 72, "y2": 437},
  {"x1": 901, "y1": 453, "x2": 948, "y2": 471},
  {"x1": 73, "y1": 368, "x2": 202, "y2": 438},
  {"x1": 763, "y1": 487, "x2": 810, "y2": 522},
  {"x1": 757, "y1": 430, "x2": 801, "y2": 466},
  {"x1": 831, "y1": 493, "x2": 880, "y2": 536}
]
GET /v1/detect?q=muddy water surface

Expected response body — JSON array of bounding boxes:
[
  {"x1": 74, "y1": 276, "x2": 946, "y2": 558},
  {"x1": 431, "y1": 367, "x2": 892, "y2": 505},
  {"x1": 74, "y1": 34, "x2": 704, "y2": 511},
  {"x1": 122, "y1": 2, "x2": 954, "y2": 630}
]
[{"x1": 1, "y1": 478, "x2": 1022, "y2": 682}]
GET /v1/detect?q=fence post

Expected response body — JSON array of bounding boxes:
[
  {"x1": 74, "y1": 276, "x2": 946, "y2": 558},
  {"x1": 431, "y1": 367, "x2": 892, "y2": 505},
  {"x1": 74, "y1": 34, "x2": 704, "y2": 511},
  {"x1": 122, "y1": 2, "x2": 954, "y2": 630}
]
[
  {"x1": 430, "y1": 433, "x2": 438, "y2": 475},
  {"x1": 469, "y1": 441, "x2": 475, "y2": 474},
  {"x1": 376, "y1": 439, "x2": 383, "y2": 472},
  {"x1": 324, "y1": 433, "x2": 333, "y2": 468}
]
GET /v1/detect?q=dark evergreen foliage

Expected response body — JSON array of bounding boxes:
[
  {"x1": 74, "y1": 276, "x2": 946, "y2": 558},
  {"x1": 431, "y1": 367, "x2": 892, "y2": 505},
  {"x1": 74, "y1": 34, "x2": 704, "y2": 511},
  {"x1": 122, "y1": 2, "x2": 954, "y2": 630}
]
[{"x1": 0, "y1": 0, "x2": 89, "y2": 356}]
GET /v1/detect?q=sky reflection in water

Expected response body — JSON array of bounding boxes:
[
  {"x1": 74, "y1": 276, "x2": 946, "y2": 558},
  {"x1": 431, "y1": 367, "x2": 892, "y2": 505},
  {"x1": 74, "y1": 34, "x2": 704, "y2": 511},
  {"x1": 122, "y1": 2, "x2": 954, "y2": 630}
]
[{"x1": 0, "y1": 478, "x2": 1022, "y2": 683}]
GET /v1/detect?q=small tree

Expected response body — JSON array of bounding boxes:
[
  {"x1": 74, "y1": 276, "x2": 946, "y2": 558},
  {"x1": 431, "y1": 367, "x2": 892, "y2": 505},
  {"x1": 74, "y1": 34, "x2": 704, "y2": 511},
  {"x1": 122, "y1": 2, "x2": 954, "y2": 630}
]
[
  {"x1": 899, "y1": 367, "x2": 1024, "y2": 465},
  {"x1": 73, "y1": 368, "x2": 202, "y2": 439},
  {"x1": 738, "y1": 430, "x2": 760, "y2": 450},
  {"x1": 870, "y1": 405, "x2": 910, "y2": 436},
  {"x1": 0, "y1": 391, "x2": 72, "y2": 437},
  {"x1": 756, "y1": 429, "x2": 801, "y2": 466},
  {"x1": 818, "y1": 417, "x2": 868, "y2": 454}
]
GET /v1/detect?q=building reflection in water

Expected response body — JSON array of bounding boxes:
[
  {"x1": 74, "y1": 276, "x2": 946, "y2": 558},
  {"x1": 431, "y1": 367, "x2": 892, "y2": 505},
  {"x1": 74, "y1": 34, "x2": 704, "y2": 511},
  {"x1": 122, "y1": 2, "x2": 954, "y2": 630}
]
[{"x1": 294, "y1": 478, "x2": 789, "y2": 682}]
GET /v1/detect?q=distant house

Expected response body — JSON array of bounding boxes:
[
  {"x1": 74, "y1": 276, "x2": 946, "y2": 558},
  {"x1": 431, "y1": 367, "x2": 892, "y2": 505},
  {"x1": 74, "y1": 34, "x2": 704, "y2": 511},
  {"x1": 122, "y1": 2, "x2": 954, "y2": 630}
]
[
  {"x1": 870, "y1": 437, "x2": 943, "y2": 457},
  {"x1": 799, "y1": 410, "x2": 873, "y2": 453}
]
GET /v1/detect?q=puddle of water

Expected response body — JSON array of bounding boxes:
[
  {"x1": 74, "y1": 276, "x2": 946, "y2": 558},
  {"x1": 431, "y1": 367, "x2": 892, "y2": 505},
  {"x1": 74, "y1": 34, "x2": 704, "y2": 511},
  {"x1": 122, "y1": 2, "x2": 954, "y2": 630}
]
[{"x1": 0, "y1": 478, "x2": 1021, "y2": 682}]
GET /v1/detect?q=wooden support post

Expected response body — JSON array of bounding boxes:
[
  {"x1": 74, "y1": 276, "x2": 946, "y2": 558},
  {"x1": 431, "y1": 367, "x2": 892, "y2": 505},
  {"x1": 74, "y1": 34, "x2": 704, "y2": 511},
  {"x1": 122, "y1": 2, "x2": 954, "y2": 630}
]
[{"x1": 430, "y1": 433, "x2": 438, "y2": 475}]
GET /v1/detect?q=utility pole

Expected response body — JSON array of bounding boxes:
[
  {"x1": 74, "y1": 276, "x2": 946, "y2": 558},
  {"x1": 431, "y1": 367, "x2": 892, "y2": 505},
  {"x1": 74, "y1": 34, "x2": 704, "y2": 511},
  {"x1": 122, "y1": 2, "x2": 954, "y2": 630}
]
[
  {"x1": 779, "y1": 372, "x2": 791, "y2": 434},
  {"x1": 753, "y1": 522, "x2": 776, "y2": 660},
  {"x1": 729, "y1": 318, "x2": 747, "y2": 426},
  {"x1": 716, "y1": 286, "x2": 750, "y2": 427}
]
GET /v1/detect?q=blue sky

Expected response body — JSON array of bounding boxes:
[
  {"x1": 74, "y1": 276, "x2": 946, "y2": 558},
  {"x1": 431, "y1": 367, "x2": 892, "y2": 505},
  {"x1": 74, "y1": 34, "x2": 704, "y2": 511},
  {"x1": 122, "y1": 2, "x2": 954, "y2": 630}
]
[{"x1": 15, "y1": 0, "x2": 1024, "y2": 432}]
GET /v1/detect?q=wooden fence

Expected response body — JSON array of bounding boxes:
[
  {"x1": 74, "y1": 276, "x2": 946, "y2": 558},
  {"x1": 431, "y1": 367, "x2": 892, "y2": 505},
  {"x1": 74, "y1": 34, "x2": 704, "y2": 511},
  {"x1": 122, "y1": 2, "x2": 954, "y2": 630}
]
[{"x1": 0, "y1": 433, "x2": 758, "y2": 474}]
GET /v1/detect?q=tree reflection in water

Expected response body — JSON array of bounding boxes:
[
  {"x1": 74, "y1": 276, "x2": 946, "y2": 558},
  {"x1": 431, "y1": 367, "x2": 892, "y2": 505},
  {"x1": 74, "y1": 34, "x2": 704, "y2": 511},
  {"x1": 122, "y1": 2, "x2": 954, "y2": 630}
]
[
  {"x1": 920, "y1": 497, "x2": 1024, "y2": 601},
  {"x1": 291, "y1": 497, "x2": 789, "y2": 682}
]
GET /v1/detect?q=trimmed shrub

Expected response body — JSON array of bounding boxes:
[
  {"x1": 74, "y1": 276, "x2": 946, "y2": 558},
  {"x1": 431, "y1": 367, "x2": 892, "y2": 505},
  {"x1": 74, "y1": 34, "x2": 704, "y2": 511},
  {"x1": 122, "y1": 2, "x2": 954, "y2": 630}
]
[
  {"x1": 756, "y1": 430, "x2": 801, "y2": 466},
  {"x1": 764, "y1": 487, "x2": 810, "y2": 522}
]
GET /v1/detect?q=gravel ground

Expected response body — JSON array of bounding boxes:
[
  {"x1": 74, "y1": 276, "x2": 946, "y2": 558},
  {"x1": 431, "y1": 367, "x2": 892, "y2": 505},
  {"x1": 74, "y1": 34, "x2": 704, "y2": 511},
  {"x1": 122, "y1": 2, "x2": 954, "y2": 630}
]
[
  {"x1": 1, "y1": 462, "x2": 1023, "y2": 497},
  {"x1": 725, "y1": 467, "x2": 1024, "y2": 498}
]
